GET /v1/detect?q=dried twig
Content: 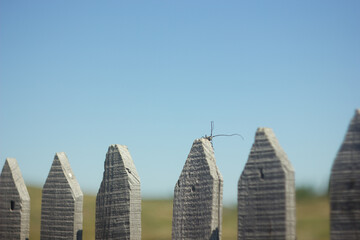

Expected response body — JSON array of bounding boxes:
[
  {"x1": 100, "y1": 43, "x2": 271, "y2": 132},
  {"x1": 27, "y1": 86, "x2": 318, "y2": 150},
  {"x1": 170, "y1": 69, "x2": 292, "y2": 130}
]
[{"x1": 203, "y1": 121, "x2": 244, "y2": 142}]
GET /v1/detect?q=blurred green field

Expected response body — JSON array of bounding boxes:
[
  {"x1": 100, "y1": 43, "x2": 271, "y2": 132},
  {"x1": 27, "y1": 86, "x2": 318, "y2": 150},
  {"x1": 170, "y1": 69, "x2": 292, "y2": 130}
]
[{"x1": 28, "y1": 186, "x2": 329, "y2": 240}]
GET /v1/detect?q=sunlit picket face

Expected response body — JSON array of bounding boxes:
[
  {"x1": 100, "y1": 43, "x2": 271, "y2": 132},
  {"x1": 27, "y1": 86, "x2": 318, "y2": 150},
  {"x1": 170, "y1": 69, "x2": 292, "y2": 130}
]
[
  {"x1": 238, "y1": 128, "x2": 296, "y2": 240},
  {"x1": 40, "y1": 152, "x2": 83, "y2": 240},
  {"x1": 172, "y1": 138, "x2": 223, "y2": 240},
  {"x1": 96, "y1": 144, "x2": 141, "y2": 240}
]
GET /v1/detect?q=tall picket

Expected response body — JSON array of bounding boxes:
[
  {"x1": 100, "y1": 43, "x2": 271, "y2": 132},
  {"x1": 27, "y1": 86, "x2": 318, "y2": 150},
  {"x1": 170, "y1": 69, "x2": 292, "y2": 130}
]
[
  {"x1": 96, "y1": 144, "x2": 141, "y2": 240},
  {"x1": 172, "y1": 138, "x2": 223, "y2": 240},
  {"x1": 330, "y1": 109, "x2": 360, "y2": 240},
  {"x1": 238, "y1": 128, "x2": 296, "y2": 240},
  {"x1": 40, "y1": 152, "x2": 83, "y2": 240}
]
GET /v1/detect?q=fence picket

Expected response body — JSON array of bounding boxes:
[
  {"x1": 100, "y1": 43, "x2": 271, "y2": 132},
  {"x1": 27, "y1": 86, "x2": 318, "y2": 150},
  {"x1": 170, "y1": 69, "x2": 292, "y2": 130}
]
[
  {"x1": 238, "y1": 128, "x2": 296, "y2": 240},
  {"x1": 172, "y1": 138, "x2": 223, "y2": 240},
  {"x1": 330, "y1": 109, "x2": 360, "y2": 240},
  {"x1": 40, "y1": 152, "x2": 83, "y2": 240},
  {"x1": 0, "y1": 158, "x2": 30, "y2": 240},
  {"x1": 96, "y1": 144, "x2": 141, "y2": 240}
]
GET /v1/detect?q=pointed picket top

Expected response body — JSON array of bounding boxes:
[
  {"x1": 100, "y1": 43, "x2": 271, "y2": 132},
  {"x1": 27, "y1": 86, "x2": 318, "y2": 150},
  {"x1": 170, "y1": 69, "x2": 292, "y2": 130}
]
[
  {"x1": 96, "y1": 144, "x2": 141, "y2": 240},
  {"x1": 172, "y1": 138, "x2": 223, "y2": 240},
  {"x1": 0, "y1": 158, "x2": 30, "y2": 240},
  {"x1": 238, "y1": 127, "x2": 296, "y2": 240},
  {"x1": 40, "y1": 152, "x2": 83, "y2": 240},
  {"x1": 330, "y1": 109, "x2": 360, "y2": 240},
  {"x1": 1, "y1": 158, "x2": 30, "y2": 202},
  {"x1": 181, "y1": 138, "x2": 222, "y2": 181},
  {"x1": 52, "y1": 152, "x2": 82, "y2": 199},
  {"x1": 333, "y1": 109, "x2": 360, "y2": 157},
  {"x1": 249, "y1": 128, "x2": 294, "y2": 172}
]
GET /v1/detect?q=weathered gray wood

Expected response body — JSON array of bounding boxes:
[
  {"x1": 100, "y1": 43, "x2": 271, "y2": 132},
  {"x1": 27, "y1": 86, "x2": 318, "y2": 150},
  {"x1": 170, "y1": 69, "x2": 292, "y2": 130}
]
[
  {"x1": 96, "y1": 144, "x2": 141, "y2": 240},
  {"x1": 172, "y1": 138, "x2": 223, "y2": 240},
  {"x1": 238, "y1": 128, "x2": 295, "y2": 240},
  {"x1": 330, "y1": 109, "x2": 360, "y2": 240},
  {"x1": 0, "y1": 158, "x2": 30, "y2": 240},
  {"x1": 40, "y1": 152, "x2": 83, "y2": 240}
]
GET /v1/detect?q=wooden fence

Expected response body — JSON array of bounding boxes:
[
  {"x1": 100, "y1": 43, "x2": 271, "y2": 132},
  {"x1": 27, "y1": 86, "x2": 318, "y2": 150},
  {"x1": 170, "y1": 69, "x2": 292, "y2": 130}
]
[{"x1": 0, "y1": 109, "x2": 359, "y2": 240}]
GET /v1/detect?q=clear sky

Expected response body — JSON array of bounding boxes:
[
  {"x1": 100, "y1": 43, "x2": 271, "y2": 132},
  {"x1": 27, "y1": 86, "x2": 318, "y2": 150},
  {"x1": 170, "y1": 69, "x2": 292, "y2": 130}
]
[{"x1": 1, "y1": 1, "x2": 359, "y2": 204}]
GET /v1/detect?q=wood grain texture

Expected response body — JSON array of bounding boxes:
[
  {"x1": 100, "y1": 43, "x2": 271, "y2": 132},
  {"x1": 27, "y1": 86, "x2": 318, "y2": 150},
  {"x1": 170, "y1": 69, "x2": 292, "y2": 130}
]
[
  {"x1": 96, "y1": 144, "x2": 141, "y2": 240},
  {"x1": 330, "y1": 109, "x2": 360, "y2": 240},
  {"x1": 238, "y1": 128, "x2": 295, "y2": 240},
  {"x1": 172, "y1": 138, "x2": 223, "y2": 240},
  {"x1": 0, "y1": 158, "x2": 30, "y2": 240},
  {"x1": 40, "y1": 152, "x2": 83, "y2": 240}
]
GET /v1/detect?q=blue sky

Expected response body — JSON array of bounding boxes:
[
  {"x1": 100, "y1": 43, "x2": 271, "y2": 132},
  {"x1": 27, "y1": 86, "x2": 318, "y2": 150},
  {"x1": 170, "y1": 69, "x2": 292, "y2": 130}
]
[{"x1": 1, "y1": 1, "x2": 359, "y2": 204}]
